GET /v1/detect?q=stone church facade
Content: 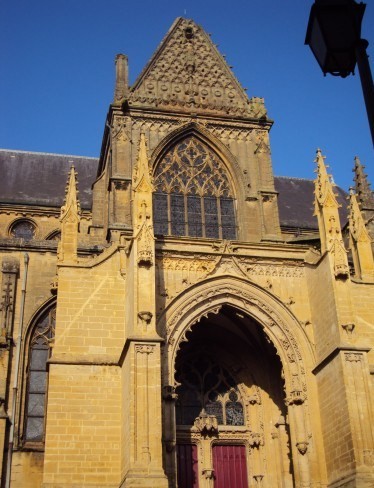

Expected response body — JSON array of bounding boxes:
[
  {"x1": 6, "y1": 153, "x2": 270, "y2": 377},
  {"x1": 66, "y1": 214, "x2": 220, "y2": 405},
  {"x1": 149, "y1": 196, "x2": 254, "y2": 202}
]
[{"x1": 0, "y1": 17, "x2": 373, "y2": 488}]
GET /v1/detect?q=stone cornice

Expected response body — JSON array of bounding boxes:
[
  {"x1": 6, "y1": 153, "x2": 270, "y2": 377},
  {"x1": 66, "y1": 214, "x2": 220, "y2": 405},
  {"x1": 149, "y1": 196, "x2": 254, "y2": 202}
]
[{"x1": 312, "y1": 345, "x2": 371, "y2": 375}]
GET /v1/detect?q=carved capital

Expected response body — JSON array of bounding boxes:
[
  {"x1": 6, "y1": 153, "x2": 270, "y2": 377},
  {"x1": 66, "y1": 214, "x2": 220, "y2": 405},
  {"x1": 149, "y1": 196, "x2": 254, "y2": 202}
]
[
  {"x1": 253, "y1": 474, "x2": 264, "y2": 485},
  {"x1": 296, "y1": 441, "x2": 309, "y2": 455},
  {"x1": 50, "y1": 276, "x2": 58, "y2": 295},
  {"x1": 193, "y1": 410, "x2": 218, "y2": 436},
  {"x1": 341, "y1": 323, "x2": 355, "y2": 336},
  {"x1": 164, "y1": 440, "x2": 176, "y2": 453},
  {"x1": 286, "y1": 389, "x2": 306, "y2": 406},
  {"x1": 345, "y1": 352, "x2": 362, "y2": 362},
  {"x1": 138, "y1": 311, "x2": 153, "y2": 325},
  {"x1": 163, "y1": 385, "x2": 178, "y2": 401},
  {"x1": 249, "y1": 432, "x2": 264, "y2": 448},
  {"x1": 135, "y1": 344, "x2": 155, "y2": 355},
  {"x1": 202, "y1": 469, "x2": 215, "y2": 480}
]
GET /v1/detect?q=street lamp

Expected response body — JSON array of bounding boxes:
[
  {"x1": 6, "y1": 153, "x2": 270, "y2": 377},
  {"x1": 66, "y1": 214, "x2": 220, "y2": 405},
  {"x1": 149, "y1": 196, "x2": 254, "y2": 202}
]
[{"x1": 305, "y1": 0, "x2": 374, "y2": 146}]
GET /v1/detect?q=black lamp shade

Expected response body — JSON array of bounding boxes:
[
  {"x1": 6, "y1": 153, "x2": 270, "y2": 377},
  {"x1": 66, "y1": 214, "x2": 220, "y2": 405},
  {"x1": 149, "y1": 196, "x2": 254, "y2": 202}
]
[{"x1": 305, "y1": 1, "x2": 366, "y2": 77}]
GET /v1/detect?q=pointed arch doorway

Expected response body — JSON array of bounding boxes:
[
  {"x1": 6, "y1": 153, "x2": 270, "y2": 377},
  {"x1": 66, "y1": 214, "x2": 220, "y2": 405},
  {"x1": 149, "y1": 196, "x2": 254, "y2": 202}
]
[{"x1": 173, "y1": 305, "x2": 294, "y2": 488}]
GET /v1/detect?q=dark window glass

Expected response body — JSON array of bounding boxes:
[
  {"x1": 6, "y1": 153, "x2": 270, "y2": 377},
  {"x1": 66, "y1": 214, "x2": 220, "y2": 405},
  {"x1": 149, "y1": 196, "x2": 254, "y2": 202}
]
[
  {"x1": 220, "y1": 198, "x2": 236, "y2": 240},
  {"x1": 153, "y1": 193, "x2": 169, "y2": 235},
  {"x1": 226, "y1": 401, "x2": 244, "y2": 426},
  {"x1": 187, "y1": 195, "x2": 202, "y2": 237},
  {"x1": 204, "y1": 197, "x2": 219, "y2": 238},
  {"x1": 25, "y1": 307, "x2": 55, "y2": 443},
  {"x1": 11, "y1": 221, "x2": 36, "y2": 241},
  {"x1": 171, "y1": 193, "x2": 185, "y2": 236},
  {"x1": 205, "y1": 401, "x2": 224, "y2": 424},
  {"x1": 176, "y1": 353, "x2": 244, "y2": 426}
]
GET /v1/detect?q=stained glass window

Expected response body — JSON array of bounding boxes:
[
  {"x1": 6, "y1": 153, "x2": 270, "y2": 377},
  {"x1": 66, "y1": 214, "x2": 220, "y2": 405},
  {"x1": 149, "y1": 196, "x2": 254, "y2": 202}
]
[
  {"x1": 176, "y1": 354, "x2": 244, "y2": 426},
  {"x1": 10, "y1": 220, "x2": 36, "y2": 241},
  {"x1": 153, "y1": 136, "x2": 236, "y2": 239},
  {"x1": 25, "y1": 306, "x2": 55, "y2": 443}
]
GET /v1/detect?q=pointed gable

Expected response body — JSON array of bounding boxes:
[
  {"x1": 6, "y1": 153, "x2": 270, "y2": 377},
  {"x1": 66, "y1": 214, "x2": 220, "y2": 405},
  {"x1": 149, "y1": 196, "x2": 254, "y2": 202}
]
[{"x1": 129, "y1": 18, "x2": 267, "y2": 118}]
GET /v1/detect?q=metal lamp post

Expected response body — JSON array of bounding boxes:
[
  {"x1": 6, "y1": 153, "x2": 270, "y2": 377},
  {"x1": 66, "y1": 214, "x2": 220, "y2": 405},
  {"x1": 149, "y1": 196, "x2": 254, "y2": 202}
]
[{"x1": 305, "y1": 0, "x2": 374, "y2": 147}]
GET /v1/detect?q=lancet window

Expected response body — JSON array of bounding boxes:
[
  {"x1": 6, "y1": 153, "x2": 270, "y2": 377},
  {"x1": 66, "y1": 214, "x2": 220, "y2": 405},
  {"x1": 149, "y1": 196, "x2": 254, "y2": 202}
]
[
  {"x1": 153, "y1": 137, "x2": 236, "y2": 239},
  {"x1": 175, "y1": 354, "x2": 244, "y2": 426},
  {"x1": 24, "y1": 306, "x2": 56, "y2": 443}
]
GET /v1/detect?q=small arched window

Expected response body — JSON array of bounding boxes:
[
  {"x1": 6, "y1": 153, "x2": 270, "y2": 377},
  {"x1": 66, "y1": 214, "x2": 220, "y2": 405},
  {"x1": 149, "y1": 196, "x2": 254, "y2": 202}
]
[
  {"x1": 10, "y1": 220, "x2": 36, "y2": 241},
  {"x1": 45, "y1": 230, "x2": 61, "y2": 241},
  {"x1": 153, "y1": 136, "x2": 236, "y2": 239},
  {"x1": 24, "y1": 306, "x2": 55, "y2": 443}
]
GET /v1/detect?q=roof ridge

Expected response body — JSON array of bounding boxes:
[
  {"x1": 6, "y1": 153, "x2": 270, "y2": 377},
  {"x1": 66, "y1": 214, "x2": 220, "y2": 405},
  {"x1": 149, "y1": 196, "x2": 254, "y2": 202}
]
[
  {"x1": 0, "y1": 149, "x2": 99, "y2": 160},
  {"x1": 275, "y1": 175, "x2": 314, "y2": 182}
]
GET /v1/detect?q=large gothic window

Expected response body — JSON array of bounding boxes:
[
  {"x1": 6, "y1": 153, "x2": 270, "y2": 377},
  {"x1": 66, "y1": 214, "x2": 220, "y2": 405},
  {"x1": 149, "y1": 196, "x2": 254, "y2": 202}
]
[
  {"x1": 175, "y1": 353, "x2": 244, "y2": 426},
  {"x1": 24, "y1": 306, "x2": 56, "y2": 443},
  {"x1": 153, "y1": 137, "x2": 236, "y2": 239}
]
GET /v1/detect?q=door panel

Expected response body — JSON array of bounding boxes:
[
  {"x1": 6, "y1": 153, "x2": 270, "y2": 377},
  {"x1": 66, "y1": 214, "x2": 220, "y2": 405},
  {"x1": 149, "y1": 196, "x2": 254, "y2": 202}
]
[
  {"x1": 213, "y1": 445, "x2": 248, "y2": 488},
  {"x1": 177, "y1": 443, "x2": 199, "y2": 488}
]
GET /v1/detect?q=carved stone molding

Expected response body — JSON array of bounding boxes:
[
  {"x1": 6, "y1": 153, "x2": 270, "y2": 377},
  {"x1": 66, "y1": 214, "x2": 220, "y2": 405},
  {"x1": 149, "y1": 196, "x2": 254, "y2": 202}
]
[
  {"x1": 135, "y1": 344, "x2": 155, "y2": 355},
  {"x1": 345, "y1": 352, "x2": 362, "y2": 362}
]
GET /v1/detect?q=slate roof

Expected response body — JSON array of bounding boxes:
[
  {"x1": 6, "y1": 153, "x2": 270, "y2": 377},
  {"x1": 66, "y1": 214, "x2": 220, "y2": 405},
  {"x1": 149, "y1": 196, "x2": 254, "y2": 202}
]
[
  {"x1": 0, "y1": 149, "x2": 348, "y2": 230},
  {"x1": 0, "y1": 149, "x2": 98, "y2": 209},
  {"x1": 275, "y1": 176, "x2": 348, "y2": 230}
]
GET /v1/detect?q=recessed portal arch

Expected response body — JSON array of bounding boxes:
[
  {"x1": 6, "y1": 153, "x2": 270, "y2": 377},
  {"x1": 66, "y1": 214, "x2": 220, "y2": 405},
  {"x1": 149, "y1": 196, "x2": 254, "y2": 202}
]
[{"x1": 160, "y1": 276, "x2": 318, "y2": 487}]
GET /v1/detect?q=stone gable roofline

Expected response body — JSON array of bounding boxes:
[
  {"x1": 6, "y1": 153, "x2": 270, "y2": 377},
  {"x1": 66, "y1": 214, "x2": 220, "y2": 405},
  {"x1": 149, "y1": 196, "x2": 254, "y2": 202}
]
[{"x1": 127, "y1": 17, "x2": 266, "y2": 119}]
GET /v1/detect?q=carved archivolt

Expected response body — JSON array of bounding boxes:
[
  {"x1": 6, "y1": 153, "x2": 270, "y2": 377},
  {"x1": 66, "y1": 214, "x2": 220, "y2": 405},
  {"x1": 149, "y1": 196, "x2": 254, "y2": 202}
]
[{"x1": 159, "y1": 276, "x2": 313, "y2": 400}]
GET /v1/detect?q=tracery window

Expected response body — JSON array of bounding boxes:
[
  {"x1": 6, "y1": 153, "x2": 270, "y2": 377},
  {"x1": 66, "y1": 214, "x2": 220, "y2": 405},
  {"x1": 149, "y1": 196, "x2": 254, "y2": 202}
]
[
  {"x1": 10, "y1": 220, "x2": 36, "y2": 241},
  {"x1": 24, "y1": 306, "x2": 55, "y2": 443},
  {"x1": 153, "y1": 137, "x2": 236, "y2": 239},
  {"x1": 175, "y1": 354, "x2": 244, "y2": 426}
]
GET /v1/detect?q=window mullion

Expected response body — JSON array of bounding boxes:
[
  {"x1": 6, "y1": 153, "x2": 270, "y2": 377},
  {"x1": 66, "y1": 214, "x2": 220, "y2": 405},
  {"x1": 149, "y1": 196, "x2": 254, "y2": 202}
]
[{"x1": 217, "y1": 196, "x2": 222, "y2": 239}]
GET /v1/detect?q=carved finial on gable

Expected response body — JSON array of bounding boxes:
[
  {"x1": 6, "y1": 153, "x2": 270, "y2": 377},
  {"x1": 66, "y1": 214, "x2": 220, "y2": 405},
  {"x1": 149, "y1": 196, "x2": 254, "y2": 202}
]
[
  {"x1": 61, "y1": 165, "x2": 81, "y2": 222},
  {"x1": 314, "y1": 149, "x2": 340, "y2": 209},
  {"x1": 58, "y1": 165, "x2": 81, "y2": 263},
  {"x1": 348, "y1": 188, "x2": 374, "y2": 280},
  {"x1": 114, "y1": 54, "x2": 129, "y2": 104},
  {"x1": 313, "y1": 150, "x2": 349, "y2": 277},
  {"x1": 353, "y1": 156, "x2": 374, "y2": 208},
  {"x1": 133, "y1": 134, "x2": 153, "y2": 193}
]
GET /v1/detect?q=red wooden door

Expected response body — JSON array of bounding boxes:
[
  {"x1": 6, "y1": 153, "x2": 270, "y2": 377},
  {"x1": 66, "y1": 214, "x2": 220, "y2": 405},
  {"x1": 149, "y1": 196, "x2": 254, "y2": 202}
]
[
  {"x1": 177, "y1": 443, "x2": 199, "y2": 488},
  {"x1": 213, "y1": 445, "x2": 248, "y2": 488}
]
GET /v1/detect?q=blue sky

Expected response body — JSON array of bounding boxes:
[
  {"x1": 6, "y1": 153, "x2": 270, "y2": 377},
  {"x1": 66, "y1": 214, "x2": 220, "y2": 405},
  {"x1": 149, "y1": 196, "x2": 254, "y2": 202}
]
[{"x1": 1, "y1": 0, "x2": 373, "y2": 191}]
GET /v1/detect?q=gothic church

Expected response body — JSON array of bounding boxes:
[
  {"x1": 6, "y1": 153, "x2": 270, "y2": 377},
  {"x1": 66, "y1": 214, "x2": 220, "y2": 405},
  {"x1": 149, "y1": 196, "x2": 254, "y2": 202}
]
[{"x1": 0, "y1": 18, "x2": 373, "y2": 488}]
